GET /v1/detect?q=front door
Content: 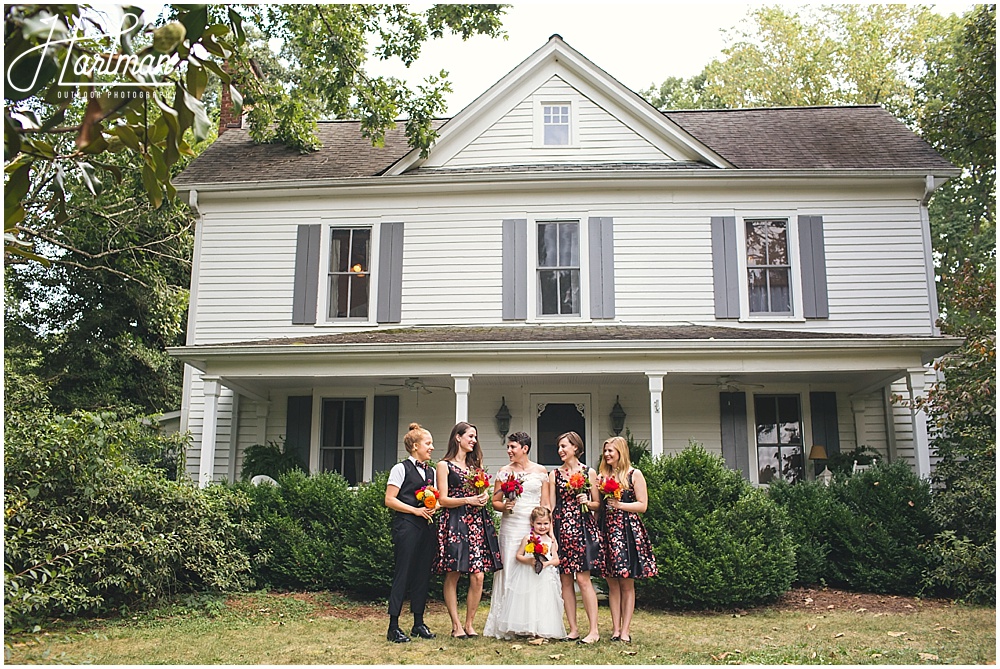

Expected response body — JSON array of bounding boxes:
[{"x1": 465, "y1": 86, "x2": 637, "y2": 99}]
[{"x1": 532, "y1": 394, "x2": 591, "y2": 467}]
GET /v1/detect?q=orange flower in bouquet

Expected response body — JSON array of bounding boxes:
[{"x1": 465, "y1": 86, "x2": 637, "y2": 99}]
[
  {"x1": 598, "y1": 476, "x2": 622, "y2": 501},
  {"x1": 465, "y1": 467, "x2": 491, "y2": 496},
  {"x1": 415, "y1": 485, "x2": 439, "y2": 523},
  {"x1": 524, "y1": 533, "x2": 549, "y2": 573},
  {"x1": 565, "y1": 470, "x2": 591, "y2": 514}
]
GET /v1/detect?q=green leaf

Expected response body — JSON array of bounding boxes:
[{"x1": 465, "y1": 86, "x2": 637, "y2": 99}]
[
  {"x1": 181, "y1": 89, "x2": 212, "y2": 143},
  {"x1": 140, "y1": 162, "x2": 162, "y2": 209},
  {"x1": 113, "y1": 124, "x2": 142, "y2": 152},
  {"x1": 77, "y1": 162, "x2": 103, "y2": 196},
  {"x1": 178, "y1": 5, "x2": 209, "y2": 44},
  {"x1": 228, "y1": 7, "x2": 246, "y2": 44},
  {"x1": 186, "y1": 63, "x2": 208, "y2": 99},
  {"x1": 229, "y1": 86, "x2": 243, "y2": 117}
]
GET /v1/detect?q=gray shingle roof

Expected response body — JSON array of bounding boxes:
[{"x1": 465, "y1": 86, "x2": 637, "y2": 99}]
[
  {"x1": 175, "y1": 106, "x2": 954, "y2": 187},
  {"x1": 202, "y1": 324, "x2": 916, "y2": 348},
  {"x1": 663, "y1": 105, "x2": 954, "y2": 171}
]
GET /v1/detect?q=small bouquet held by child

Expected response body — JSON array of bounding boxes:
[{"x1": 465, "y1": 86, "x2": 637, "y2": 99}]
[
  {"x1": 565, "y1": 470, "x2": 591, "y2": 514},
  {"x1": 499, "y1": 472, "x2": 525, "y2": 514},
  {"x1": 524, "y1": 533, "x2": 549, "y2": 574}
]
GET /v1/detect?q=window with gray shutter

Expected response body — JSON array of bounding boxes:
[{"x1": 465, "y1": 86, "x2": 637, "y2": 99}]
[
  {"x1": 809, "y1": 391, "x2": 840, "y2": 477},
  {"x1": 502, "y1": 219, "x2": 528, "y2": 320},
  {"x1": 588, "y1": 217, "x2": 615, "y2": 319},
  {"x1": 798, "y1": 215, "x2": 829, "y2": 319},
  {"x1": 711, "y1": 216, "x2": 740, "y2": 319},
  {"x1": 376, "y1": 222, "x2": 404, "y2": 323},
  {"x1": 719, "y1": 391, "x2": 750, "y2": 479},
  {"x1": 292, "y1": 224, "x2": 321, "y2": 325}
]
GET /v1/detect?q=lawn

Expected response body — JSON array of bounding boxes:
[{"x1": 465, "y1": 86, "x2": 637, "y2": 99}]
[{"x1": 4, "y1": 589, "x2": 995, "y2": 665}]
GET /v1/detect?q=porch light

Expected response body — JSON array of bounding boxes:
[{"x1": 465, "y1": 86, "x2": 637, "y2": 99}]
[
  {"x1": 495, "y1": 397, "x2": 512, "y2": 438},
  {"x1": 809, "y1": 444, "x2": 833, "y2": 485},
  {"x1": 610, "y1": 396, "x2": 626, "y2": 436}
]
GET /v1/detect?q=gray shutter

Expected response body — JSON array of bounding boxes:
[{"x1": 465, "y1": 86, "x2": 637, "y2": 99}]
[
  {"x1": 284, "y1": 395, "x2": 313, "y2": 472},
  {"x1": 292, "y1": 224, "x2": 321, "y2": 325},
  {"x1": 711, "y1": 216, "x2": 740, "y2": 319},
  {"x1": 377, "y1": 222, "x2": 404, "y2": 324},
  {"x1": 588, "y1": 217, "x2": 615, "y2": 319},
  {"x1": 798, "y1": 215, "x2": 829, "y2": 319},
  {"x1": 809, "y1": 391, "x2": 840, "y2": 456},
  {"x1": 719, "y1": 392, "x2": 750, "y2": 479},
  {"x1": 502, "y1": 219, "x2": 528, "y2": 320},
  {"x1": 372, "y1": 395, "x2": 400, "y2": 475}
]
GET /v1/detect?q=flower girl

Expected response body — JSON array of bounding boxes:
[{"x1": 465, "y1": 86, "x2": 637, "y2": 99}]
[{"x1": 486, "y1": 506, "x2": 567, "y2": 640}]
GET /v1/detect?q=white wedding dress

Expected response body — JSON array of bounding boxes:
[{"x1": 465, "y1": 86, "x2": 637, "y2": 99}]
[{"x1": 483, "y1": 471, "x2": 566, "y2": 640}]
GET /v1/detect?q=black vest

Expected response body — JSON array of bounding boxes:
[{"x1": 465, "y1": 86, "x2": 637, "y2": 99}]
[{"x1": 395, "y1": 460, "x2": 435, "y2": 526}]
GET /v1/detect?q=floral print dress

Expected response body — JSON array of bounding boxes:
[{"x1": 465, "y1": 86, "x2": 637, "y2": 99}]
[
  {"x1": 433, "y1": 460, "x2": 502, "y2": 574},
  {"x1": 552, "y1": 466, "x2": 604, "y2": 575},
  {"x1": 601, "y1": 469, "x2": 658, "y2": 579}
]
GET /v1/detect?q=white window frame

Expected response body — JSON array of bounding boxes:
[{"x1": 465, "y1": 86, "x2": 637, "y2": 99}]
[
  {"x1": 318, "y1": 221, "x2": 379, "y2": 326},
  {"x1": 749, "y1": 392, "x2": 805, "y2": 486},
  {"x1": 309, "y1": 390, "x2": 375, "y2": 482},
  {"x1": 736, "y1": 211, "x2": 805, "y2": 322},
  {"x1": 533, "y1": 100, "x2": 579, "y2": 148},
  {"x1": 527, "y1": 214, "x2": 592, "y2": 322}
]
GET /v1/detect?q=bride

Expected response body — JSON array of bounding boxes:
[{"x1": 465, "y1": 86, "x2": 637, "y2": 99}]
[{"x1": 483, "y1": 432, "x2": 566, "y2": 640}]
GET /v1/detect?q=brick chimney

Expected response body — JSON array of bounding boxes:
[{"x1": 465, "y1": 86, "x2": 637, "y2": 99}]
[{"x1": 217, "y1": 64, "x2": 242, "y2": 136}]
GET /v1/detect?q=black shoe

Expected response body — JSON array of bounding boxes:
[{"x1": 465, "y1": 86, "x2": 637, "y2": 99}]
[
  {"x1": 387, "y1": 628, "x2": 411, "y2": 643},
  {"x1": 411, "y1": 624, "x2": 436, "y2": 639}
]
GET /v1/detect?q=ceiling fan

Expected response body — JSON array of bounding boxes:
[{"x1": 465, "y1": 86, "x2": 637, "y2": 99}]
[
  {"x1": 378, "y1": 377, "x2": 451, "y2": 394},
  {"x1": 693, "y1": 376, "x2": 765, "y2": 392}
]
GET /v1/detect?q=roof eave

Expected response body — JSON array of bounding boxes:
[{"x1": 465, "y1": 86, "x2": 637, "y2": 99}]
[{"x1": 173, "y1": 166, "x2": 961, "y2": 196}]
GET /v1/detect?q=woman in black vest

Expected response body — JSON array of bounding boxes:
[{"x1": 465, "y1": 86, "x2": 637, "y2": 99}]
[{"x1": 384, "y1": 422, "x2": 438, "y2": 643}]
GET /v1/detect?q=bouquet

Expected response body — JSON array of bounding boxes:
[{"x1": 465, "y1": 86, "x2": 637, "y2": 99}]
[
  {"x1": 499, "y1": 472, "x2": 525, "y2": 514},
  {"x1": 415, "y1": 485, "x2": 439, "y2": 523},
  {"x1": 465, "y1": 467, "x2": 491, "y2": 497},
  {"x1": 566, "y1": 471, "x2": 591, "y2": 514},
  {"x1": 598, "y1": 476, "x2": 622, "y2": 502},
  {"x1": 524, "y1": 533, "x2": 549, "y2": 574}
]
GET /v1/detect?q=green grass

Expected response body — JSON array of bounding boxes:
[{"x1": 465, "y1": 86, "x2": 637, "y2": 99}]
[{"x1": 5, "y1": 592, "x2": 995, "y2": 665}]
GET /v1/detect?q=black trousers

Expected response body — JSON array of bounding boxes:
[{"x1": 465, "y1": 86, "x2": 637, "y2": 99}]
[{"x1": 387, "y1": 518, "x2": 436, "y2": 620}]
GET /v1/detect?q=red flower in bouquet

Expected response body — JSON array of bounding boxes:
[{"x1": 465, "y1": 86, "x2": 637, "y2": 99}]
[
  {"x1": 524, "y1": 533, "x2": 549, "y2": 573},
  {"x1": 598, "y1": 476, "x2": 622, "y2": 501},
  {"x1": 465, "y1": 467, "x2": 491, "y2": 496},
  {"x1": 415, "y1": 485, "x2": 439, "y2": 523},
  {"x1": 499, "y1": 472, "x2": 525, "y2": 514},
  {"x1": 565, "y1": 470, "x2": 591, "y2": 514}
]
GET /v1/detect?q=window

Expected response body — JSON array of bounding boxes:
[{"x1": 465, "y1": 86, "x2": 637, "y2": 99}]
[
  {"x1": 321, "y1": 398, "x2": 365, "y2": 485},
  {"x1": 328, "y1": 228, "x2": 370, "y2": 319},
  {"x1": 543, "y1": 104, "x2": 570, "y2": 145},
  {"x1": 745, "y1": 219, "x2": 791, "y2": 314},
  {"x1": 537, "y1": 220, "x2": 580, "y2": 316},
  {"x1": 754, "y1": 395, "x2": 803, "y2": 484}
]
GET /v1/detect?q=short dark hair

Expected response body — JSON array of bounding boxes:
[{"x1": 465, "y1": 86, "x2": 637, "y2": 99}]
[{"x1": 506, "y1": 431, "x2": 532, "y2": 453}]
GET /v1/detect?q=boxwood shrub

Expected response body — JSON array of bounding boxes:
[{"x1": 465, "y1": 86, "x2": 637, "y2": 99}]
[
  {"x1": 638, "y1": 444, "x2": 795, "y2": 609},
  {"x1": 768, "y1": 461, "x2": 936, "y2": 595}
]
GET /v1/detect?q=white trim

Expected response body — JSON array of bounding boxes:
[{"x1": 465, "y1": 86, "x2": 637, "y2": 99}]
[
  {"x1": 533, "y1": 99, "x2": 579, "y2": 148},
  {"x1": 530, "y1": 392, "x2": 594, "y2": 464},
  {"x1": 318, "y1": 220, "x2": 378, "y2": 326},
  {"x1": 528, "y1": 215, "x2": 591, "y2": 322},
  {"x1": 310, "y1": 391, "x2": 373, "y2": 481},
  {"x1": 735, "y1": 211, "x2": 805, "y2": 322}
]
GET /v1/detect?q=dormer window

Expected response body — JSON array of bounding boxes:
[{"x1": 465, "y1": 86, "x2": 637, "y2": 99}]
[{"x1": 543, "y1": 104, "x2": 571, "y2": 145}]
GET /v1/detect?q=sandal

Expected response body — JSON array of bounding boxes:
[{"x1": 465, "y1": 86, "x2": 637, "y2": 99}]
[
  {"x1": 451, "y1": 632, "x2": 468, "y2": 639},
  {"x1": 561, "y1": 636, "x2": 580, "y2": 643}
]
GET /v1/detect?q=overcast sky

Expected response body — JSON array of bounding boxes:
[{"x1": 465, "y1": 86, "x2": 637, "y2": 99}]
[{"x1": 371, "y1": 2, "x2": 755, "y2": 115}]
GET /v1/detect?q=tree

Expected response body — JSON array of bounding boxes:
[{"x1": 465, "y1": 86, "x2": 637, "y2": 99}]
[
  {"x1": 5, "y1": 4, "x2": 506, "y2": 261},
  {"x1": 643, "y1": 4, "x2": 959, "y2": 123},
  {"x1": 919, "y1": 4, "x2": 996, "y2": 318}
]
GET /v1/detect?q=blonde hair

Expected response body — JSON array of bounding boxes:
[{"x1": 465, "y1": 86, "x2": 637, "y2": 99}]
[
  {"x1": 403, "y1": 422, "x2": 431, "y2": 454},
  {"x1": 599, "y1": 436, "x2": 632, "y2": 490},
  {"x1": 530, "y1": 506, "x2": 552, "y2": 524}
]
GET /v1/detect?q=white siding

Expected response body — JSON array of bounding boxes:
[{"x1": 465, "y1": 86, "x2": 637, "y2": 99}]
[
  {"x1": 443, "y1": 76, "x2": 670, "y2": 168},
  {"x1": 191, "y1": 184, "x2": 935, "y2": 344}
]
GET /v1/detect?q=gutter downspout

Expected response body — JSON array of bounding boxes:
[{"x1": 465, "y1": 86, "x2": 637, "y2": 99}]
[{"x1": 920, "y1": 175, "x2": 943, "y2": 336}]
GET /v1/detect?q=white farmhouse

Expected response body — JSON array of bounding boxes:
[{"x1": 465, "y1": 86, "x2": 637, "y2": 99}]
[{"x1": 170, "y1": 36, "x2": 960, "y2": 487}]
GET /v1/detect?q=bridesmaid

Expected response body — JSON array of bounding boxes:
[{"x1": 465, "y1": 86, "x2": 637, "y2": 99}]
[
  {"x1": 548, "y1": 431, "x2": 603, "y2": 644},
  {"x1": 434, "y1": 422, "x2": 502, "y2": 638},
  {"x1": 599, "y1": 436, "x2": 658, "y2": 644}
]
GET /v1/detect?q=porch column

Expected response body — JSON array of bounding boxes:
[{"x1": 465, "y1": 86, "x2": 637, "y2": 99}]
[
  {"x1": 255, "y1": 401, "x2": 270, "y2": 446},
  {"x1": 850, "y1": 396, "x2": 867, "y2": 453},
  {"x1": 199, "y1": 376, "x2": 221, "y2": 488},
  {"x1": 453, "y1": 373, "x2": 472, "y2": 423},
  {"x1": 646, "y1": 373, "x2": 665, "y2": 457},
  {"x1": 906, "y1": 368, "x2": 931, "y2": 478}
]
